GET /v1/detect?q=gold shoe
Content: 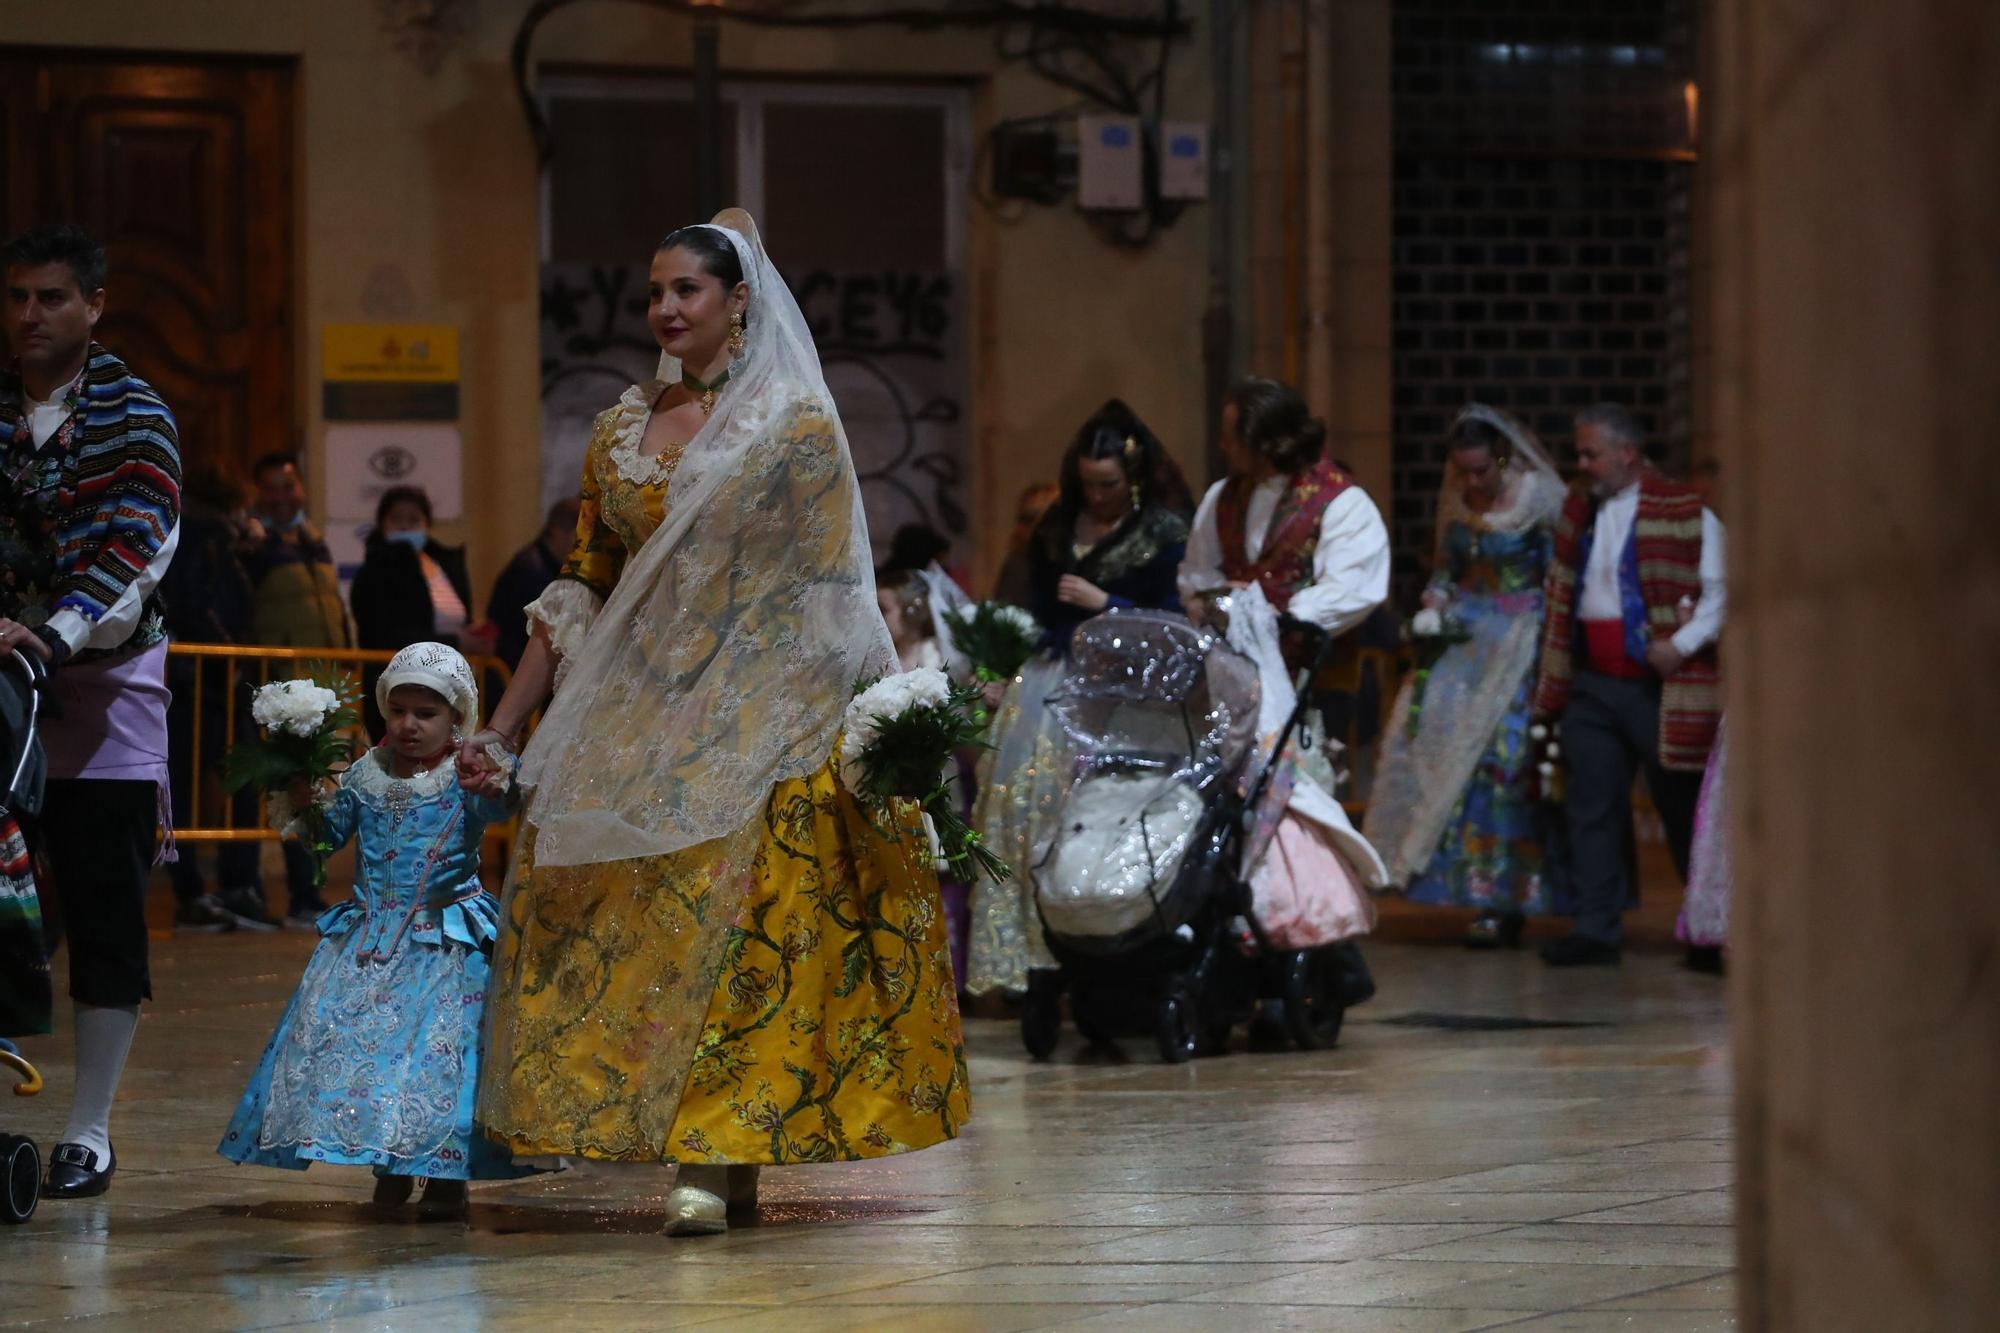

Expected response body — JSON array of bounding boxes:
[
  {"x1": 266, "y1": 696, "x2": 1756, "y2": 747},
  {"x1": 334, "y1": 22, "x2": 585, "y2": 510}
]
[{"x1": 665, "y1": 1164, "x2": 729, "y2": 1237}]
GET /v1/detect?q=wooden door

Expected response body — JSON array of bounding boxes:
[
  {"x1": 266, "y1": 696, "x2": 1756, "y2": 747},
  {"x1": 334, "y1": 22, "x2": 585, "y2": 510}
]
[{"x1": 0, "y1": 51, "x2": 294, "y2": 480}]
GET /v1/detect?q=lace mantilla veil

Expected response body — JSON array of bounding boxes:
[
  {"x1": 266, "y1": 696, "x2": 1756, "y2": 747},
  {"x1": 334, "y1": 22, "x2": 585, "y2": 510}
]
[
  {"x1": 1430, "y1": 402, "x2": 1564, "y2": 568},
  {"x1": 517, "y1": 209, "x2": 896, "y2": 869}
]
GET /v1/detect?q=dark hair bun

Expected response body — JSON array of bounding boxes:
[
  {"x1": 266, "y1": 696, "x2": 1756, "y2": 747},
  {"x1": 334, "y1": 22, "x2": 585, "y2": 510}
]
[
  {"x1": 1280, "y1": 422, "x2": 1328, "y2": 474},
  {"x1": 1227, "y1": 377, "x2": 1326, "y2": 474}
]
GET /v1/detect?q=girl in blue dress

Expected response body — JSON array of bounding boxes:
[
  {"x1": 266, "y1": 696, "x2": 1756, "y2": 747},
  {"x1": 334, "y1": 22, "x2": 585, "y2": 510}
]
[{"x1": 219, "y1": 642, "x2": 518, "y2": 1216}]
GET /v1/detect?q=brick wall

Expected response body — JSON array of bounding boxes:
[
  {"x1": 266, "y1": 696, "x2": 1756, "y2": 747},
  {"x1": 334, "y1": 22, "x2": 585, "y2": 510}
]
[{"x1": 1388, "y1": 0, "x2": 1695, "y2": 605}]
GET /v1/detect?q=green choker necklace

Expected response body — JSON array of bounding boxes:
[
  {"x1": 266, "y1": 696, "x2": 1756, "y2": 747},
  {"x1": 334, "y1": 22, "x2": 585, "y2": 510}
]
[{"x1": 682, "y1": 367, "x2": 730, "y2": 415}]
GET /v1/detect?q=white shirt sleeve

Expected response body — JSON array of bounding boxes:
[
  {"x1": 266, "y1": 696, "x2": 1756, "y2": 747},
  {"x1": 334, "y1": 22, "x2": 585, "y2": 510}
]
[
  {"x1": 1176, "y1": 480, "x2": 1231, "y2": 604},
  {"x1": 44, "y1": 520, "x2": 181, "y2": 654},
  {"x1": 1670, "y1": 507, "x2": 1727, "y2": 657},
  {"x1": 1286, "y1": 488, "x2": 1391, "y2": 636}
]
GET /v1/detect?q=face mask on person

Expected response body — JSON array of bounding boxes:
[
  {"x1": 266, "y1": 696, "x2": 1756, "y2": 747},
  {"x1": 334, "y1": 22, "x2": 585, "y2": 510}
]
[{"x1": 384, "y1": 528, "x2": 427, "y2": 550}]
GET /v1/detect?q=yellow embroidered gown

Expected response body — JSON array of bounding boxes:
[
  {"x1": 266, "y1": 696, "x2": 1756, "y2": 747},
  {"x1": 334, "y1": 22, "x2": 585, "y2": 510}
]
[{"x1": 478, "y1": 401, "x2": 969, "y2": 1165}]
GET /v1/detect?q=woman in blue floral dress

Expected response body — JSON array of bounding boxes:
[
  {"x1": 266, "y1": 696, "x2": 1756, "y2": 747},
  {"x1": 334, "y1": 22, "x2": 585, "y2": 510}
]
[
  {"x1": 219, "y1": 643, "x2": 519, "y2": 1215},
  {"x1": 1365, "y1": 406, "x2": 1566, "y2": 946}
]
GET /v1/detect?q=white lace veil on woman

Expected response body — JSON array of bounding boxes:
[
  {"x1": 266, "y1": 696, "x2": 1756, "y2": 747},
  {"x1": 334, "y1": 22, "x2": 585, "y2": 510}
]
[
  {"x1": 1429, "y1": 402, "x2": 1563, "y2": 553},
  {"x1": 516, "y1": 210, "x2": 895, "y2": 870},
  {"x1": 1365, "y1": 403, "x2": 1565, "y2": 886}
]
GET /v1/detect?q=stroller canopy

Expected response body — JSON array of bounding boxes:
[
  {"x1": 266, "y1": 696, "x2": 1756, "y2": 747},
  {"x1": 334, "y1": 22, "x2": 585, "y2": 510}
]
[
  {"x1": 1048, "y1": 610, "x2": 1261, "y2": 785},
  {"x1": 1035, "y1": 611, "x2": 1262, "y2": 945}
]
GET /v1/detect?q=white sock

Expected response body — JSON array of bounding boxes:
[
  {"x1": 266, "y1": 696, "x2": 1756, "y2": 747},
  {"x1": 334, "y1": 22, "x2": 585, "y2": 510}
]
[{"x1": 61, "y1": 1002, "x2": 139, "y2": 1164}]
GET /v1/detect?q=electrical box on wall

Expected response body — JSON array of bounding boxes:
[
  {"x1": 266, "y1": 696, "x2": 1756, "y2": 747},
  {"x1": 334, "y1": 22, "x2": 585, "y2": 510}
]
[
  {"x1": 1159, "y1": 122, "x2": 1208, "y2": 200},
  {"x1": 991, "y1": 122, "x2": 1074, "y2": 203},
  {"x1": 1077, "y1": 114, "x2": 1143, "y2": 210}
]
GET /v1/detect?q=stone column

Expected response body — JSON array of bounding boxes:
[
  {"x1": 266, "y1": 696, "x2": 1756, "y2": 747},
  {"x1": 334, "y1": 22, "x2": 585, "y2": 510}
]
[
  {"x1": 1717, "y1": 3, "x2": 2000, "y2": 1327},
  {"x1": 1241, "y1": 0, "x2": 1393, "y2": 500}
]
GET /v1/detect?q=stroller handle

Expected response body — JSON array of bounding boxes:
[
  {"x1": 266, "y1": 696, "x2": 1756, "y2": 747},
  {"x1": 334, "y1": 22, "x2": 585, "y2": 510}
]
[
  {"x1": 1240, "y1": 616, "x2": 1339, "y2": 818},
  {"x1": 1, "y1": 1045, "x2": 43, "y2": 1097}
]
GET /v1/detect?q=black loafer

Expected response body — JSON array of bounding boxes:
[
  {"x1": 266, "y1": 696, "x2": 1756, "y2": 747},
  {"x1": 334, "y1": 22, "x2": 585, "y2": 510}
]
[
  {"x1": 1539, "y1": 935, "x2": 1622, "y2": 968},
  {"x1": 44, "y1": 1142, "x2": 114, "y2": 1198}
]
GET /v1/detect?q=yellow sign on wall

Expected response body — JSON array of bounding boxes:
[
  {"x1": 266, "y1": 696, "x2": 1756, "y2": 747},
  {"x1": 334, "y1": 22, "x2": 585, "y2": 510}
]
[{"x1": 322, "y1": 324, "x2": 459, "y2": 383}]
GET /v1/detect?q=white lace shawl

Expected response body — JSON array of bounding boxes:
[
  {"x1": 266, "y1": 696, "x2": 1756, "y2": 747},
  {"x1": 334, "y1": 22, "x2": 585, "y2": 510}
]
[{"x1": 516, "y1": 211, "x2": 895, "y2": 869}]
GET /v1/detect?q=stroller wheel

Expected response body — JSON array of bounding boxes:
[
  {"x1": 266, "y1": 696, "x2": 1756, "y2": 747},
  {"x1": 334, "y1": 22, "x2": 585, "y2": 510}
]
[
  {"x1": 1, "y1": 1134, "x2": 39, "y2": 1223},
  {"x1": 1021, "y1": 972, "x2": 1063, "y2": 1060},
  {"x1": 1155, "y1": 990, "x2": 1198, "y2": 1064},
  {"x1": 1282, "y1": 949, "x2": 1347, "y2": 1050}
]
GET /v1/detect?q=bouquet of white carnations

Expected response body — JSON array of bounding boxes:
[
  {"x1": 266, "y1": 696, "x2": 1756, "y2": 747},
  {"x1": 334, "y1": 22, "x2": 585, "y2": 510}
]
[
  {"x1": 223, "y1": 672, "x2": 361, "y2": 887},
  {"x1": 838, "y1": 667, "x2": 1009, "y2": 885},
  {"x1": 948, "y1": 600, "x2": 1043, "y2": 683}
]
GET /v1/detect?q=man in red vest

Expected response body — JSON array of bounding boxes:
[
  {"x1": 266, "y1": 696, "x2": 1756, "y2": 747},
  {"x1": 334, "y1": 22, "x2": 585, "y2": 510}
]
[{"x1": 1532, "y1": 404, "x2": 1725, "y2": 966}]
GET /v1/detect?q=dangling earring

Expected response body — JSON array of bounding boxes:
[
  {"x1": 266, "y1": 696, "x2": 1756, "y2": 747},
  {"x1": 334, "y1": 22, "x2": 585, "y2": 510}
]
[
  {"x1": 728, "y1": 310, "x2": 746, "y2": 357},
  {"x1": 1130, "y1": 483, "x2": 1143, "y2": 512}
]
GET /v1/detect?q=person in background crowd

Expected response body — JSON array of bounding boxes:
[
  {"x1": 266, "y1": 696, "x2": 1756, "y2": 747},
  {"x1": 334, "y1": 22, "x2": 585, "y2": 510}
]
[
  {"x1": 1179, "y1": 375, "x2": 1392, "y2": 1012},
  {"x1": 486, "y1": 497, "x2": 581, "y2": 670},
  {"x1": 967, "y1": 399, "x2": 1191, "y2": 1000},
  {"x1": 1366, "y1": 405, "x2": 1567, "y2": 947},
  {"x1": 242, "y1": 450, "x2": 351, "y2": 928},
  {"x1": 162, "y1": 463, "x2": 274, "y2": 932},
  {"x1": 1676, "y1": 457, "x2": 1728, "y2": 975},
  {"x1": 1531, "y1": 403, "x2": 1725, "y2": 967},
  {"x1": 350, "y1": 484, "x2": 490, "y2": 739},
  {"x1": 880, "y1": 521, "x2": 972, "y2": 678},
  {"x1": 879, "y1": 568, "x2": 973, "y2": 993},
  {"x1": 243, "y1": 451, "x2": 351, "y2": 651},
  {"x1": 1180, "y1": 376, "x2": 1390, "y2": 665},
  {"x1": 0, "y1": 223, "x2": 182, "y2": 1199},
  {"x1": 990, "y1": 481, "x2": 1060, "y2": 608}
]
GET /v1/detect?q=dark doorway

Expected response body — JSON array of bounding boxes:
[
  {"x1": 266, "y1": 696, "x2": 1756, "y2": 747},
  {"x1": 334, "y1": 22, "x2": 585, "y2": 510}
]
[{"x1": 0, "y1": 50, "x2": 295, "y2": 480}]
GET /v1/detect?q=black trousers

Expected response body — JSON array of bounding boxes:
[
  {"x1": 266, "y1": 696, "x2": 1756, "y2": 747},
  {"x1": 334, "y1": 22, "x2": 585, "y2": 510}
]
[
  {"x1": 31, "y1": 778, "x2": 158, "y2": 1006},
  {"x1": 1560, "y1": 672, "x2": 1701, "y2": 945}
]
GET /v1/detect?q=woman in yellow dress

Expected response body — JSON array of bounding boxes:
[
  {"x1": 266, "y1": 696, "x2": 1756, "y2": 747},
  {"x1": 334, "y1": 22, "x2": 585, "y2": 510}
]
[{"x1": 459, "y1": 210, "x2": 967, "y2": 1236}]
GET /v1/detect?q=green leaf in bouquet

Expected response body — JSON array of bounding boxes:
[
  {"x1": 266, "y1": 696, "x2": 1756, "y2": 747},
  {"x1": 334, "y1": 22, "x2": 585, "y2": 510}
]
[
  {"x1": 221, "y1": 738, "x2": 304, "y2": 794},
  {"x1": 952, "y1": 601, "x2": 1042, "y2": 682}
]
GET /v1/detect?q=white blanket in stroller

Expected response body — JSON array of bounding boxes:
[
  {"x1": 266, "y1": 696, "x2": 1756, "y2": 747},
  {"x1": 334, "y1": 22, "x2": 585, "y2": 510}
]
[{"x1": 1038, "y1": 773, "x2": 1206, "y2": 940}]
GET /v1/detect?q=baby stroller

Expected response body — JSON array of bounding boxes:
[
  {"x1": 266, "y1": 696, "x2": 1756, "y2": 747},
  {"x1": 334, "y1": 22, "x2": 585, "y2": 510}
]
[
  {"x1": 1020, "y1": 610, "x2": 1362, "y2": 1063},
  {"x1": 0, "y1": 646, "x2": 51, "y2": 1224}
]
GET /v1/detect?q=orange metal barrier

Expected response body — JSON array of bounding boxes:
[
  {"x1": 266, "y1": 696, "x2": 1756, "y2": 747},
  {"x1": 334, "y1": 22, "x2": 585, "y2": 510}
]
[{"x1": 167, "y1": 643, "x2": 522, "y2": 844}]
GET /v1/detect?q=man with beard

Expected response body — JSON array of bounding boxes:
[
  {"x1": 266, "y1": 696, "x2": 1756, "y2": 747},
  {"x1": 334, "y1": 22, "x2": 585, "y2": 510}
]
[{"x1": 1531, "y1": 403, "x2": 1725, "y2": 966}]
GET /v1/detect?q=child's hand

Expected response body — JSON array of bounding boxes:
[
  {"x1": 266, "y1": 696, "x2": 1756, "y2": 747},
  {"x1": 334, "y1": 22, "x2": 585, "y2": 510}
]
[
  {"x1": 458, "y1": 728, "x2": 517, "y2": 799},
  {"x1": 463, "y1": 765, "x2": 511, "y2": 799}
]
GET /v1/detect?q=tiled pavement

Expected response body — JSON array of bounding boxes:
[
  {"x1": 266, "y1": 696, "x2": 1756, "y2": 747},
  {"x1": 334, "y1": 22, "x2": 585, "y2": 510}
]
[{"x1": 3, "y1": 934, "x2": 1735, "y2": 1330}]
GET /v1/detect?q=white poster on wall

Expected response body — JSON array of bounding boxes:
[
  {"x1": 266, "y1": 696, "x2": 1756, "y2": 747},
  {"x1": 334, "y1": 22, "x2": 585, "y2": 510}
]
[{"x1": 324, "y1": 422, "x2": 463, "y2": 523}]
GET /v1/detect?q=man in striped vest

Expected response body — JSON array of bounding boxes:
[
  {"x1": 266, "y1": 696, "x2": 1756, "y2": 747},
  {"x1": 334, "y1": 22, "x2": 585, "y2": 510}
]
[
  {"x1": 1, "y1": 224, "x2": 182, "y2": 1196},
  {"x1": 1531, "y1": 404, "x2": 1724, "y2": 967}
]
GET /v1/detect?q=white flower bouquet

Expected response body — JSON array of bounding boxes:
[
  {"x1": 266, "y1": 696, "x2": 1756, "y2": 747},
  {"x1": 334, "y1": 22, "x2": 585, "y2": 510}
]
[
  {"x1": 223, "y1": 671, "x2": 361, "y2": 887},
  {"x1": 838, "y1": 667, "x2": 1008, "y2": 885},
  {"x1": 949, "y1": 600, "x2": 1043, "y2": 683}
]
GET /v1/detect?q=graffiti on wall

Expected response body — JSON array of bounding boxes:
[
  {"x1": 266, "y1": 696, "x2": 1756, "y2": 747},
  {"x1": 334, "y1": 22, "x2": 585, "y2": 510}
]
[{"x1": 539, "y1": 263, "x2": 968, "y2": 562}]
